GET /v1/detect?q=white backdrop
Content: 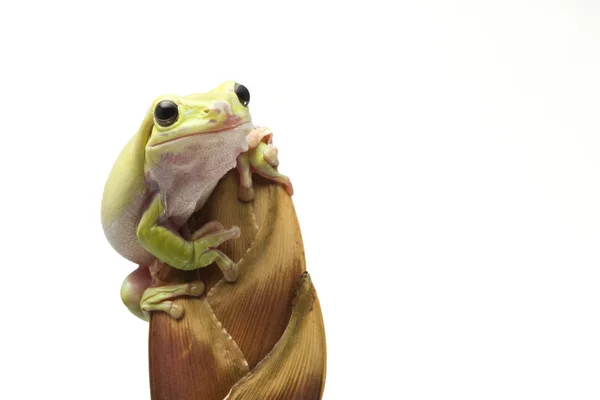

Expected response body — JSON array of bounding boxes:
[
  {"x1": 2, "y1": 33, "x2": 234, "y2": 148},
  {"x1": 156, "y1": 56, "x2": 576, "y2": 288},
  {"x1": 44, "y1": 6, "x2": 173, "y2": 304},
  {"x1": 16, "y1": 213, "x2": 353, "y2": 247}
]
[{"x1": 1, "y1": 1, "x2": 599, "y2": 399}]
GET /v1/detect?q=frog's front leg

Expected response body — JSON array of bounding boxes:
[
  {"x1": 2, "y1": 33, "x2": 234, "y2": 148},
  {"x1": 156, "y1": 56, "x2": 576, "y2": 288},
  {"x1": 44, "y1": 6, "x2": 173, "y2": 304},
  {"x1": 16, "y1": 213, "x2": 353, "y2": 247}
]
[
  {"x1": 120, "y1": 266, "x2": 205, "y2": 320},
  {"x1": 136, "y1": 195, "x2": 240, "y2": 281},
  {"x1": 237, "y1": 127, "x2": 293, "y2": 202}
]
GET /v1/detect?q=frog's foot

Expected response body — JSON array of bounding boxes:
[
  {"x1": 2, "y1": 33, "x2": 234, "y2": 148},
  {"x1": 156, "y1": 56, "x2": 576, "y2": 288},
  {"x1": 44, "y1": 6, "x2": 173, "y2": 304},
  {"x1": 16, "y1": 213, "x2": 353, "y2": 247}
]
[
  {"x1": 237, "y1": 152, "x2": 255, "y2": 202},
  {"x1": 246, "y1": 126, "x2": 273, "y2": 150},
  {"x1": 245, "y1": 127, "x2": 279, "y2": 168},
  {"x1": 180, "y1": 221, "x2": 225, "y2": 242},
  {"x1": 236, "y1": 142, "x2": 293, "y2": 202},
  {"x1": 262, "y1": 143, "x2": 280, "y2": 167},
  {"x1": 249, "y1": 142, "x2": 293, "y2": 195},
  {"x1": 191, "y1": 226, "x2": 240, "y2": 282},
  {"x1": 140, "y1": 281, "x2": 205, "y2": 319},
  {"x1": 191, "y1": 220, "x2": 224, "y2": 240},
  {"x1": 198, "y1": 248, "x2": 239, "y2": 282}
]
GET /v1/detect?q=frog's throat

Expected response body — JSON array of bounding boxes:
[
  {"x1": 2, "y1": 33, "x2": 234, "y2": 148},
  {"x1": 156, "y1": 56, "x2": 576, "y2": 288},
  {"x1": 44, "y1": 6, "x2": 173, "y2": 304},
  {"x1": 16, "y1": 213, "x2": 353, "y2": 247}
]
[{"x1": 148, "y1": 122, "x2": 253, "y2": 148}]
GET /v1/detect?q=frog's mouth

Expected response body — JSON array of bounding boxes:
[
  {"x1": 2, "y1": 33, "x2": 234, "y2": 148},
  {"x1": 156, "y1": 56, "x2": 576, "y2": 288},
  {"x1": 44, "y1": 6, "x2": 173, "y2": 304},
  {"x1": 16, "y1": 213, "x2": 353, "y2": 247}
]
[{"x1": 149, "y1": 122, "x2": 253, "y2": 148}]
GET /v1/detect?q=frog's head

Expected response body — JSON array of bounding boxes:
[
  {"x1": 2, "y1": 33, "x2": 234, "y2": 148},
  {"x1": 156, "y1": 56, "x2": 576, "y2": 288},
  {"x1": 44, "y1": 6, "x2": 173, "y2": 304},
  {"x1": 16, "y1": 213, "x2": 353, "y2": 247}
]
[{"x1": 145, "y1": 81, "x2": 253, "y2": 149}]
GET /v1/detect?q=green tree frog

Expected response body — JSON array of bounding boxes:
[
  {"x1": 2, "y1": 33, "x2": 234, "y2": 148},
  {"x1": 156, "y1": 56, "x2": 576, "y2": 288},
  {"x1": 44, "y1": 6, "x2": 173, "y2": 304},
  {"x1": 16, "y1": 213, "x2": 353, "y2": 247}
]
[{"x1": 101, "y1": 81, "x2": 292, "y2": 320}]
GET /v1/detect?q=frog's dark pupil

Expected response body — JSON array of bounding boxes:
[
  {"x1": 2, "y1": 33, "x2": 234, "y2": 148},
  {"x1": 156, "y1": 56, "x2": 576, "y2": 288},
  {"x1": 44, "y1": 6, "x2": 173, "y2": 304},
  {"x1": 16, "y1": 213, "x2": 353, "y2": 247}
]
[
  {"x1": 155, "y1": 100, "x2": 178, "y2": 126},
  {"x1": 235, "y1": 84, "x2": 250, "y2": 107}
]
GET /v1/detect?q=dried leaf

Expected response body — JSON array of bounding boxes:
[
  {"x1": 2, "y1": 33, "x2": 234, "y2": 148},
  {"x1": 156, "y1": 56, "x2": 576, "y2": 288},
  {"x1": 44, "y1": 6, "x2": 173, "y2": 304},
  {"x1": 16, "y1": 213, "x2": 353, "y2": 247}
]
[
  {"x1": 148, "y1": 171, "x2": 326, "y2": 399},
  {"x1": 149, "y1": 297, "x2": 249, "y2": 400},
  {"x1": 225, "y1": 273, "x2": 327, "y2": 400}
]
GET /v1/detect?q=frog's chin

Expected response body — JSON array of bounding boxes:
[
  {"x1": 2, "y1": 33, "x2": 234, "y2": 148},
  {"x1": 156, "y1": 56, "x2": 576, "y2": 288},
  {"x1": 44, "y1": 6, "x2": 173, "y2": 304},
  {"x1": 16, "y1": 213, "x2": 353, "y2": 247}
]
[
  {"x1": 145, "y1": 122, "x2": 252, "y2": 165},
  {"x1": 148, "y1": 121, "x2": 254, "y2": 148}
]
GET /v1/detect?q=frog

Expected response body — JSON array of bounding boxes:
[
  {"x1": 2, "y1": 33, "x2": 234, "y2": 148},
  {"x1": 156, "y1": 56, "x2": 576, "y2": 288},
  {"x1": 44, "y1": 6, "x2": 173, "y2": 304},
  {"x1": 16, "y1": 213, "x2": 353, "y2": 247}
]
[{"x1": 101, "y1": 81, "x2": 293, "y2": 320}]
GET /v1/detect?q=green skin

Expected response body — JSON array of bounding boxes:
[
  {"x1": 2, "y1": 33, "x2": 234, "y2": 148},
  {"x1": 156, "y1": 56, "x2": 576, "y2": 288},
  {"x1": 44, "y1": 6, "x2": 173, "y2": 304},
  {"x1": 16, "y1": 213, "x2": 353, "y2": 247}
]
[{"x1": 101, "y1": 81, "x2": 293, "y2": 320}]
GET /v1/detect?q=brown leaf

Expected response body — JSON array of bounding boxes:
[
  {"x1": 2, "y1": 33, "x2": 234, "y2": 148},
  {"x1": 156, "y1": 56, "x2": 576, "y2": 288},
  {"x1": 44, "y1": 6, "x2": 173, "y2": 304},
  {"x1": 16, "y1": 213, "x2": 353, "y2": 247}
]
[
  {"x1": 225, "y1": 273, "x2": 327, "y2": 400},
  {"x1": 148, "y1": 171, "x2": 326, "y2": 400},
  {"x1": 149, "y1": 297, "x2": 249, "y2": 400},
  {"x1": 205, "y1": 174, "x2": 307, "y2": 368}
]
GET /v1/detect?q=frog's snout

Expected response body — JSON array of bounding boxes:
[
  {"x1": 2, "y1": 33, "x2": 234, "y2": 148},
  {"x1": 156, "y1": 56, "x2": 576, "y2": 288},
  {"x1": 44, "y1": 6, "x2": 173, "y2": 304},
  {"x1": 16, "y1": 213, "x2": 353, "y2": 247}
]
[{"x1": 213, "y1": 101, "x2": 233, "y2": 116}]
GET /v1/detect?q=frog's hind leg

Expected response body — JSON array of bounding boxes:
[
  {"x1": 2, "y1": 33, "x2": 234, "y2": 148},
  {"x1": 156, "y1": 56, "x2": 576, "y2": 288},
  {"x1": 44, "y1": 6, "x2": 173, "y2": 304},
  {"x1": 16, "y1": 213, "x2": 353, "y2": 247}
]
[
  {"x1": 120, "y1": 266, "x2": 152, "y2": 320},
  {"x1": 120, "y1": 265, "x2": 205, "y2": 320}
]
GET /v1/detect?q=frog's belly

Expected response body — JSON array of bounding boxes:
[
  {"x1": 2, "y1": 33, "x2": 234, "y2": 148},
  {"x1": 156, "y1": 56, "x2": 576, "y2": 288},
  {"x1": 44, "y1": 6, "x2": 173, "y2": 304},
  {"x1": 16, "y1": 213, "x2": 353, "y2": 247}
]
[
  {"x1": 164, "y1": 178, "x2": 220, "y2": 229},
  {"x1": 150, "y1": 129, "x2": 249, "y2": 229}
]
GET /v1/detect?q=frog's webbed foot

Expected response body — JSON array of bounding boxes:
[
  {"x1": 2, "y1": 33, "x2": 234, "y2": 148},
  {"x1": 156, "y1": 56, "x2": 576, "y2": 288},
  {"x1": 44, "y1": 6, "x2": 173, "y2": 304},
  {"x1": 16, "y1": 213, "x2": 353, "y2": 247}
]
[
  {"x1": 140, "y1": 281, "x2": 205, "y2": 319},
  {"x1": 189, "y1": 222, "x2": 240, "y2": 282},
  {"x1": 190, "y1": 220, "x2": 224, "y2": 240},
  {"x1": 120, "y1": 266, "x2": 205, "y2": 320},
  {"x1": 237, "y1": 127, "x2": 293, "y2": 202},
  {"x1": 178, "y1": 221, "x2": 241, "y2": 282}
]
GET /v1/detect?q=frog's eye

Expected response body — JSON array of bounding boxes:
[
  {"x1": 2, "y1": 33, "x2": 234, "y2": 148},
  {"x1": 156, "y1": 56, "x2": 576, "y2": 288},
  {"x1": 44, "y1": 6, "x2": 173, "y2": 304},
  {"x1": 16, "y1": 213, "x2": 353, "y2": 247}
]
[
  {"x1": 154, "y1": 100, "x2": 179, "y2": 127},
  {"x1": 235, "y1": 83, "x2": 250, "y2": 107}
]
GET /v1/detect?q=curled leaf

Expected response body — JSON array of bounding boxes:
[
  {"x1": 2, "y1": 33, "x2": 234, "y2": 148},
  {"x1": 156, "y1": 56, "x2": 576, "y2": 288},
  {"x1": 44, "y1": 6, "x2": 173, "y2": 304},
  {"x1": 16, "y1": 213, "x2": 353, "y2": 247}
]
[
  {"x1": 148, "y1": 171, "x2": 326, "y2": 399},
  {"x1": 225, "y1": 273, "x2": 327, "y2": 399}
]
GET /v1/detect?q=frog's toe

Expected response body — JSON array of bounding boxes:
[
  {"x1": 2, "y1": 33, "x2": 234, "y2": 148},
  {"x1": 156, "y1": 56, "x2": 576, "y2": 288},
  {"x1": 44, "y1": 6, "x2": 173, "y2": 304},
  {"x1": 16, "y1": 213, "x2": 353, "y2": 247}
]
[
  {"x1": 142, "y1": 301, "x2": 184, "y2": 319},
  {"x1": 263, "y1": 144, "x2": 279, "y2": 167},
  {"x1": 238, "y1": 185, "x2": 255, "y2": 202},
  {"x1": 168, "y1": 303, "x2": 185, "y2": 319},
  {"x1": 193, "y1": 226, "x2": 240, "y2": 251},
  {"x1": 236, "y1": 152, "x2": 255, "y2": 202},
  {"x1": 221, "y1": 261, "x2": 239, "y2": 283},
  {"x1": 197, "y1": 249, "x2": 239, "y2": 282},
  {"x1": 188, "y1": 281, "x2": 205, "y2": 296},
  {"x1": 139, "y1": 281, "x2": 206, "y2": 319},
  {"x1": 191, "y1": 221, "x2": 225, "y2": 240},
  {"x1": 280, "y1": 177, "x2": 294, "y2": 196}
]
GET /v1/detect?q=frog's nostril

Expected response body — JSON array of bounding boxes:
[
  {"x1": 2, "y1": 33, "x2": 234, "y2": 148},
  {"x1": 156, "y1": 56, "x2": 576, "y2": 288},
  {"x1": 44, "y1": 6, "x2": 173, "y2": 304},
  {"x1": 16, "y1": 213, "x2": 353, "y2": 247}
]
[{"x1": 202, "y1": 108, "x2": 210, "y2": 115}]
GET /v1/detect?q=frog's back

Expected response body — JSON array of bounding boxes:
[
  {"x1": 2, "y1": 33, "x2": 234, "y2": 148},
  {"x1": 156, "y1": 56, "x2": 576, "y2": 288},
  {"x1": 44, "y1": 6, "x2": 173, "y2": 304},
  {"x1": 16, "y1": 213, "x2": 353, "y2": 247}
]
[{"x1": 102, "y1": 135, "x2": 155, "y2": 266}]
